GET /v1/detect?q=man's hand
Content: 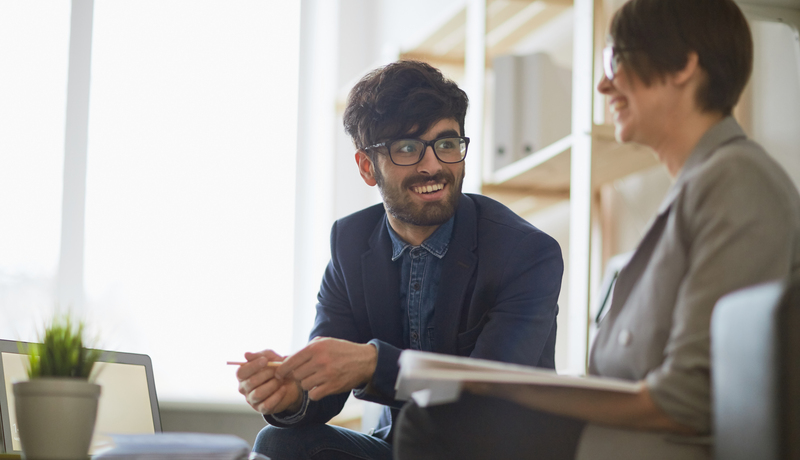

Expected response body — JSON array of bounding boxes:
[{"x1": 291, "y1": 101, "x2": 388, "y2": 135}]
[
  {"x1": 275, "y1": 337, "x2": 377, "y2": 401},
  {"x1": 236, "y1": 349, "x2": 303, "y2": 415}
]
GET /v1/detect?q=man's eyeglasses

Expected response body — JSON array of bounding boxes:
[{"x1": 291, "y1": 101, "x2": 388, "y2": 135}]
[
  {"x1": 603, "y1": 45, "x2": 635, "y2": 81},
  {"x1": 365, "y1": 136, "x2": 470, "y2": 166}
]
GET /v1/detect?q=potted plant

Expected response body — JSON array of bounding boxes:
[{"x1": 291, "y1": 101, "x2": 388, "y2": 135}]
[{"x1": 13, "y1": 315, "x2": 102, "y2": 460}]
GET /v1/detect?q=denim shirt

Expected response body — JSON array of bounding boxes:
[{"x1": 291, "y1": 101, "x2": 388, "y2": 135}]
[
  {"x1": 386, "y1": 215, "x2": 454, "y2": 351},
  {"x1": 273, "y1": 215, "x2": 455, "y2": 424}
]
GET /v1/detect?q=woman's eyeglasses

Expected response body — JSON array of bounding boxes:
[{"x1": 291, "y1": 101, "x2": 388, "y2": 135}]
[{"x1": 603, "y1": 45, "x2": 637, "y2": 81}]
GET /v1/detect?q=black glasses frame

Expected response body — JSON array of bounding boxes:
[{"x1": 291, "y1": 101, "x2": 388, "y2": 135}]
[{"x1": 365, "y1": 136, "x2": 470, "y2": 166}]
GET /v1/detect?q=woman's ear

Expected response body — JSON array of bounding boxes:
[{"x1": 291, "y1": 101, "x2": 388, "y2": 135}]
[
  {"x1": 673, "y1": 51, "x2": 701, "y2": 86},
  {"x1": 356, "y1": 150, "x2": 378, "y2": 186}
]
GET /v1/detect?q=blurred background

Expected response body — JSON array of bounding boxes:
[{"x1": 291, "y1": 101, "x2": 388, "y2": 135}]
[{"x1": 1, "y1": 0, "x2": 798, "y2": 445}]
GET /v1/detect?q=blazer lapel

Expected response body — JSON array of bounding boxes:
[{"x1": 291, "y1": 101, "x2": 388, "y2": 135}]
[
  {"x1": 605, "y1": 209, "x2": 670, "y2": 322},
  {"x1": 433, "y1": 195, "x2": 478, "y2": 355},
  {"x1": 607, "y1": 117, "x2": 747, "y2": 319},
  {"x1": 606, "y1": 158, "x2": 686, "y2": 317},
  {"x1": 361, "y1": 216, "x2": 404, "y2": 347}
]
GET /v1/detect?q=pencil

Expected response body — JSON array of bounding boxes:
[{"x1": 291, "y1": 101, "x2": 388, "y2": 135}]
[{"x1": 227, "y1": 361, "x2": 282, "y2": 367}]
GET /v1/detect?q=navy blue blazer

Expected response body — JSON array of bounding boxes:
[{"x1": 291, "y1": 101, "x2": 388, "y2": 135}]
[{"x1": 266, "y1": 193, "x2": 562, "y2": 441}]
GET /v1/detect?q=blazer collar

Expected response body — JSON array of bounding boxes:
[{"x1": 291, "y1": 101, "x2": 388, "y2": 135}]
[
  {"x1": 432, "y1": 194, "x2": 478, "y2": 354},
  {"x1": 656, "y1": 116, "x2": 746, "y2": 216},
  {"x1": 362, "y1": 212, "x2": 404, "y2": 347},
  {"x1": 442, "y1": 194, "x2": 479, "y2": 254},
  {"x1": 604, "y1": 118, "x2": 746, "y2": 325}
]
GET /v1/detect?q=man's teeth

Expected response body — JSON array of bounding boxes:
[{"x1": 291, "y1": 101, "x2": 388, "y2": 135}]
[{"x1": 413, "y1": 183, "x2": 444, "y2": 194}]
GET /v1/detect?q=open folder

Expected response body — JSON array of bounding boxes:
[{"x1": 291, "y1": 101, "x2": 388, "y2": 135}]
[
  {"x1": 92, "y1": 433, "x2": 269, "y2": 460},
  {"x1": 395, "y1": 350, "x2": 641, "y2": 407}
]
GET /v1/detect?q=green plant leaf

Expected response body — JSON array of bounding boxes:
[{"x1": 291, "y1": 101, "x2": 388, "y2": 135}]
[{"x1": 19, "y1": 314, "x2": 102, "y2": 382}]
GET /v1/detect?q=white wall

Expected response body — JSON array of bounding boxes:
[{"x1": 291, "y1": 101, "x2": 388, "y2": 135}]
[{"x1": 751, "y1": 20, "x2": 800, "y2": 186}]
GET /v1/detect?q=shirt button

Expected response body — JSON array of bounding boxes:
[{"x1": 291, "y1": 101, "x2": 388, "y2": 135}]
[
  {"x1": 412, "y1": 282, "x2": 420, "y2": 290},
  {"x1": 411, "y1": 332, "x2": 419, "y2": 341},
  {"x1": 618, "y1": 329, "x2": 632, "y2": 346}
]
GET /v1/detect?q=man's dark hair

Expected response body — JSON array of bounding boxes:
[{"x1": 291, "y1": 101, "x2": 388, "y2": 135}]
[
  {"x1": 610, "y1": 0, "x2": 752, "y2": 115},
  {"x1": 343, "y1": 60, "x2": 469, "y2": 151}
]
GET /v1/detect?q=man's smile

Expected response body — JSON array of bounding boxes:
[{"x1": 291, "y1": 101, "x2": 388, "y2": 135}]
[
  {"x1": 411, "y1": 183, "x2": 445, "y2": 194},
  {"x1": 410, "y1": 182, "x2": 447, "y2": 202}
]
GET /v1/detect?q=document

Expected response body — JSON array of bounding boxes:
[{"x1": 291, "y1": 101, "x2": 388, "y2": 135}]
[
  {"x1": 395, "y1": 350, "x2": 641, "y2": 407},
  {"x1": 92, "y1": 433, "x2": 269, "y2": 460}
]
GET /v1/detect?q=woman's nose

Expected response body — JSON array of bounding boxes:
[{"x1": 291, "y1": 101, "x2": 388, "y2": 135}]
[{"x1": 597, "y1": 74, "x2": 613, "y2": 94}]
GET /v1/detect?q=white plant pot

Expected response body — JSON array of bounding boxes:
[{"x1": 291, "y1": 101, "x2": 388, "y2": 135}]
[{"x1": 13, "y1": 379, "x2": 101, "y2": 460}]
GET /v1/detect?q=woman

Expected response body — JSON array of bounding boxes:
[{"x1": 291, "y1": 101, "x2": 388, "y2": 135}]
[{"x1": 394, "y1": 0, "x2": 800, "y2": 459}]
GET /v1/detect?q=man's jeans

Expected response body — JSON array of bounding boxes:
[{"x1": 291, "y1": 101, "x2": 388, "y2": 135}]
[{"x1": 253, "y1": 424, "x2": 393, "y2": 460}]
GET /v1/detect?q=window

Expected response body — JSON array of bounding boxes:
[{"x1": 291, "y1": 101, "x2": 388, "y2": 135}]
[
  {"x1": 0, "y1": 2, "x2": 70, "y2": 339},
  {"x1": 1, "y1": 0, "x2": 301, "y2": 403}
]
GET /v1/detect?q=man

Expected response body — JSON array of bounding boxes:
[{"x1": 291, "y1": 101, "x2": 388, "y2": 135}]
[{"x1": 236, "y1": 60, "x2": 563, "y2": 460}]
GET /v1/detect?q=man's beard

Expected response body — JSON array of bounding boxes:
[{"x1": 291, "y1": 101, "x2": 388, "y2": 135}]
[{"x1": 374, "y1": 165, "x2": 464, "y2": 227}]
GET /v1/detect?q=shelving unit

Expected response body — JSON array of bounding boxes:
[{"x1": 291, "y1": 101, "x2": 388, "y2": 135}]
[
  {"x1": 399, "y1": 0, "x2": 573, "y2": 67},
  {"x1": 483, "y1": 124, "x2": 658, "y2": 215},
  {"x1": 388, "y1": 0, "x2": 800, "y2": 374},
  {"x1": 398, "y1": 1, "x2": 658, "y2": 201},
  {"x1": 394, "y1": 0, "x2": 652, "y2": 373}
]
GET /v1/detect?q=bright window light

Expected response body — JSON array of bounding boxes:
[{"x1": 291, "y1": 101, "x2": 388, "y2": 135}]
[
  {"x1": 82, "y1": 0, "x2": 300, "y2": 403},
  {"x1": 0, "y1": 2, "x2": 70, "y2": 337}
]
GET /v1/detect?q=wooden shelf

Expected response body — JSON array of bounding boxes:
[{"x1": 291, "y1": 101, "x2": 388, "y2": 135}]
[
  {"x1": 590, "y1": 124, "x2": 660, "y2": 188},
  {"x1": 399, "y1": 0, "x2": 573, "y2": 67},
  {"x1": 485, "y1": 133, "x2": 573, "y2": 194},
  {"x1": 482, "y1": 124, "x2": 660, "y2": 213}
]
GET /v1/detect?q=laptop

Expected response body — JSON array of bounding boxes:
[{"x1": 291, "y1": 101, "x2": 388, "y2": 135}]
[{"x1": 0, "y1": 339, "x2": 162, "y2": 454}]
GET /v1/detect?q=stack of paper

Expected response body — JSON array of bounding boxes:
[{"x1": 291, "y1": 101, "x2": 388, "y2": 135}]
[
  {"x1": 93, "y1": 433, "x2": 268, "y2": 460},
  {"x1": 395, "y1": 350, "x2": 641, "y2": 406}
]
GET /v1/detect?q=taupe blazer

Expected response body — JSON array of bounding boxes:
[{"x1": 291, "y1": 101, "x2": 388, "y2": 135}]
[{"x1": 576, "y1": 117, "x2": 800, "y2": 460}]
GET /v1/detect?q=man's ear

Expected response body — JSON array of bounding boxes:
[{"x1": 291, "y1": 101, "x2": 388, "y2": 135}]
[{"x1": 356, "y1": 150, "x2": 378, "y2": 187}]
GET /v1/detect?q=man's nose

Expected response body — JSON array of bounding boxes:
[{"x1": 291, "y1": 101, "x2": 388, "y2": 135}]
[{"x1": 416, "y1": 145, "x2": 442, "y2": 174}]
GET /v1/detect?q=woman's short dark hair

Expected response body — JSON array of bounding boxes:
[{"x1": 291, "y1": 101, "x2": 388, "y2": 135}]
[
  {"x1": 343, "y1": 60, "x2": 469, "y2": 150},
  {"x1": 610, "y1": 0, "x2": 753, "y2": 115}
]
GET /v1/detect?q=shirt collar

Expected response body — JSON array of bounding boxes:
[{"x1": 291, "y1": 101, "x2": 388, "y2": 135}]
[{"x1": 387, "y1": 215, "x2": 455, "y2": 261}]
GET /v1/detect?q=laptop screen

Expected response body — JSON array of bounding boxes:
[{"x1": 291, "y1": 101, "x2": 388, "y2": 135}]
[{"x1": 0, "y1": 341, "x2": 161, "y2": 454}]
